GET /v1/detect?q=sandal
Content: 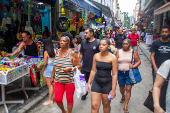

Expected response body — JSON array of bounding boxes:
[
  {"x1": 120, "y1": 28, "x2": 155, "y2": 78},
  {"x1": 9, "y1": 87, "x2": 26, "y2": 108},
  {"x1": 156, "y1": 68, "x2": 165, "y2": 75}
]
[
  {"x1": 123, "y1": 108, "x2": 129, "y2": 113},
  {"x1": 120, "y1": 98, "x2": 125, "y2": 103},
  {"x1": 42, "y1": 101, "x2": 53, "y2": 106}
]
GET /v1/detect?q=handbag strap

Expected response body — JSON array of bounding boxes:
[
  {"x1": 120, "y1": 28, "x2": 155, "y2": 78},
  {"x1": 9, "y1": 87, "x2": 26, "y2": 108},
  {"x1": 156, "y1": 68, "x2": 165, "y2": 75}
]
[{"x1": 131, "y1": 49, "x2": 134, "y2": 64}]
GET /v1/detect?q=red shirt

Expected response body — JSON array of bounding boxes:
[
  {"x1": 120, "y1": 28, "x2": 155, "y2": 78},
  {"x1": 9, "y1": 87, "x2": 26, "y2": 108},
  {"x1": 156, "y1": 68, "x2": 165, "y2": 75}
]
[{"x1": 128, "y1": 33, "x2": 139, "y2": 46}]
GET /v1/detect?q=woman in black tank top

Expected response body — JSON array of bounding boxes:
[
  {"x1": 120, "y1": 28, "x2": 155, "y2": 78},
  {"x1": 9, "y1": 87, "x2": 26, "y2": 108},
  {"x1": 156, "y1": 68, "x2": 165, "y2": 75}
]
[
  {"x1": 87, "y1": 38, "x2": 118, "y2": 113},
  {"x1": 8, "y1": 31, "x2": 40, "y2": 57},
  {"x1": 24, "y1": 41, "x2": 38, "y2": 56}
]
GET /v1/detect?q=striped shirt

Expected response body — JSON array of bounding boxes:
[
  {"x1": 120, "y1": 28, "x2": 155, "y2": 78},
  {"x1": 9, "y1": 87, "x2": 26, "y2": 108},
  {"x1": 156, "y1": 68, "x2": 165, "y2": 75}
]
[{"x1": 54, "y1": 49, "x2": 74, "y2": 84}]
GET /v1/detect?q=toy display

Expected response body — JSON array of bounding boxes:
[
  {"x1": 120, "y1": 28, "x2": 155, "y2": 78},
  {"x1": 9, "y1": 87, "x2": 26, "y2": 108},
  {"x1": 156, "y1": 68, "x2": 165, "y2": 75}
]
[{"x1": 0, "y1": 55, "x2": 44, "y2": 85}]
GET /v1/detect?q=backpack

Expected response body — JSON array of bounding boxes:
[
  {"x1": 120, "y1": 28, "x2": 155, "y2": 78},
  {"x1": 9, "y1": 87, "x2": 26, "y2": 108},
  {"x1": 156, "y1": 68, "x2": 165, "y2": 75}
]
[{"x1": 81, "y1": 39, "x2": 100, "y2": 52}]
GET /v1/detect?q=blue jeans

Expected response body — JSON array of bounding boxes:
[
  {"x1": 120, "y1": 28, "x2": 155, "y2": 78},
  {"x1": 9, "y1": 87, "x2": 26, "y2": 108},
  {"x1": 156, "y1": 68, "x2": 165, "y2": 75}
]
[
  {"x1": 118, "y1": 70, "x2": 133, "y2": 86},
  {"x1": 152, "y1": 68, "x2": 156, "y2": 84}
]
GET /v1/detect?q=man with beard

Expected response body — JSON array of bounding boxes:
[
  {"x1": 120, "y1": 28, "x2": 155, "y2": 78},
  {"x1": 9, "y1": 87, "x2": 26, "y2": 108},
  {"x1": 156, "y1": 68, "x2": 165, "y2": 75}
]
[
  {"x1": 114, "y1": 27, "x2": 126, "y2": 50},
  {"x1": 150, "y1": 25, "x2": 170, "y2": 84},
  {"x1": 78, "y1": 28, "x2": 100, "y2": 100}
]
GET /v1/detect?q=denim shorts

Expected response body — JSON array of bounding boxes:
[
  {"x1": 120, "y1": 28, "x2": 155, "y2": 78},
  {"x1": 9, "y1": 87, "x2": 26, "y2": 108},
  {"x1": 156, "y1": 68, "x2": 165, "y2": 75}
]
[
  {"x1": 118, "y1": 70, "x2": 133, "y2": 86},
  {"x1": 45, "y1": 64, "x2": 54, "y2": 77}
]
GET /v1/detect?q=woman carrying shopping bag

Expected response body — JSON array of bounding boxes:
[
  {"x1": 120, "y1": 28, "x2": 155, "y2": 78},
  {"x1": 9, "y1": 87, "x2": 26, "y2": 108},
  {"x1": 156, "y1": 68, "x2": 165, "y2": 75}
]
[
  {"x1": 115, "y1": 39, "x2": 141, "y2": 113},
  {"x1": 87, "y1": 38, "x2": 118, "y2": 113},
  {"x1": 51, "y1": 33, "x2": 81, "y2": 113}
]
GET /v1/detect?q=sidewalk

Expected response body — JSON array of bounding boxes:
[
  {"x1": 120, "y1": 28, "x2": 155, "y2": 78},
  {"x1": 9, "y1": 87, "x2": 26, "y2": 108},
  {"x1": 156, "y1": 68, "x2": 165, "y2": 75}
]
[{"x1": 139, "y1": 42, "x2": 151, "y2": 62}]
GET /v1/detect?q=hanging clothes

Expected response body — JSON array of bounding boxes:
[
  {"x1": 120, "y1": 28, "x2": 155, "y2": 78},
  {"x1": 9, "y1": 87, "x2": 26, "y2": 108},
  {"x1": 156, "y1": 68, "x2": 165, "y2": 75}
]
[
  {"x1": 145, "y1": 34, "x2": 153, "y2": 46},
  {"x1": 39, "y1": 8, "x2": 50, "y2": 33},
  {"x1": 29, "y1": 64, "x2": 38, "y2": 85}
]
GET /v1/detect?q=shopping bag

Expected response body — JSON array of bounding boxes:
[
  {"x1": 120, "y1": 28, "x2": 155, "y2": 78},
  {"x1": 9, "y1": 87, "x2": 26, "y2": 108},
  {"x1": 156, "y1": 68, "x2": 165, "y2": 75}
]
[{"x1": 73, "y1": 67, "x2": 87, "y2": 98}]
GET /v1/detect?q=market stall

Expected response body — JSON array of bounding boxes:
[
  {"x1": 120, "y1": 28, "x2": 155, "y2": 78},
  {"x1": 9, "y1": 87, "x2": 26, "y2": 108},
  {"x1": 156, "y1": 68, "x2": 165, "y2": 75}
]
[{"x1": 0, "y1": 53, "x2": 44, "y2": 113}]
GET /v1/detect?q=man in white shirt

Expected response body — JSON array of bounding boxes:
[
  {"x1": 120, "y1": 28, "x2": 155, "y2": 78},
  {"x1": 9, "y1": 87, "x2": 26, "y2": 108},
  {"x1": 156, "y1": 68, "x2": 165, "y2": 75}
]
[
  {"x1": 79, "y1": 28, "x2": 85, "y2": 40},
  {"x1": 153, "y1": 60, "x2": 170, "y2": 113}
]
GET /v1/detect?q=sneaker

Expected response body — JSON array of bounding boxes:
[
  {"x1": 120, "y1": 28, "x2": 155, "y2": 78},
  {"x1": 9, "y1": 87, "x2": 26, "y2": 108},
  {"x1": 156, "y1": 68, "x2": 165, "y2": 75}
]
[{"x1": 81, "y1": 92, "x2": 88, "y2": 100}]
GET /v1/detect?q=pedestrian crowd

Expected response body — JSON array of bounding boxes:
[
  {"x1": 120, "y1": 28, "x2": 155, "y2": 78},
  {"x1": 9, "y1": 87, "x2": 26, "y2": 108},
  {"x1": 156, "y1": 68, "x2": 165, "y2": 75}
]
[{"x1": 8, "y1": 24, "x2": 170, "y2": 113}]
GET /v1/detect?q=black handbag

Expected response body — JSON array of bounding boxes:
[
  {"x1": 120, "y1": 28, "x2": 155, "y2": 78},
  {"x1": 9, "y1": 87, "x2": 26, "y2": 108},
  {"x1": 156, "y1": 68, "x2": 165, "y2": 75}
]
[{"x1": 144, "y1": 74, "x2": 170, "y2": 112}]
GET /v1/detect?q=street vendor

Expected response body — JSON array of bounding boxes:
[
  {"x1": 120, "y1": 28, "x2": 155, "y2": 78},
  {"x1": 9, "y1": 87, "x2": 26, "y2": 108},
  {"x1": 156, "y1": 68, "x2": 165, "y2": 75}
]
[{"x1": 7, "y1": 31, "x2": 40, "y2": 57}]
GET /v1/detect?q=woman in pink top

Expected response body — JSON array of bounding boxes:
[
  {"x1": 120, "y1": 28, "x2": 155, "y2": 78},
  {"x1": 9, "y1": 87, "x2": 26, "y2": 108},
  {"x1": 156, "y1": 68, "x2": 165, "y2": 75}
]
[
  {"x1": 42, "y1": 26, "x2": 51, "y2": 39},
  {"x1": 115, "y1": 39, "x2": 141, "y2": 113}
]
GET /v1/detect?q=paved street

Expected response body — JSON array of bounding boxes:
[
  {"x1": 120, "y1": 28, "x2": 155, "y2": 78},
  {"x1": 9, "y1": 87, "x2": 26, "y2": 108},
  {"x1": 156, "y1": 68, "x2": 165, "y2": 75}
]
[{"x1": 29, "y1": 50, "x2": 153, "y2": 113}]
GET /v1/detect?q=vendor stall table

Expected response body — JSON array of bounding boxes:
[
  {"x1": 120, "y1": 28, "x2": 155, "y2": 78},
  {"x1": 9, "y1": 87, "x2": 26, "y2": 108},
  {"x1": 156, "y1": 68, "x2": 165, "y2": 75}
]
[{"x1": 0, "y1": 64, "x2": 39, "y2": 113}]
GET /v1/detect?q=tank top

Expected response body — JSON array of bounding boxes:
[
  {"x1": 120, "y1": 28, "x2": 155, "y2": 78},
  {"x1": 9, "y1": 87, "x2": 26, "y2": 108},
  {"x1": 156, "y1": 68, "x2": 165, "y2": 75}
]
[
  {"x1": 94, "y1": 61, "x2": 112, "y2": 86},
  {"x1": 118, "y1": 49, "x2": 133, "y2": 71},
  {"x1": 53, "y1": 49, "x2": 74, "y2": 84},
  {"x1": 24, "y1": 41, "x2": 38, "y2": 56},
  {"x1": 47, "y1": 49, "x2": 56, "y2": 64}
]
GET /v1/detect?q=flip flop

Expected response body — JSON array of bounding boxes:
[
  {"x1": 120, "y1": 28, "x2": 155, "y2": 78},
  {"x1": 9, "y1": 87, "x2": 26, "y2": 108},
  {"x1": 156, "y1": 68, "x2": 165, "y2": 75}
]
[
  {"x1": 123, "y1": 108, "x2": 129, "y2": 113},
  {"x1": 42, "y1": 101, "x2": 53, "y2": 106},
  {"x1": 120, "y1": 98, "x2": 125, "y2": 103}
]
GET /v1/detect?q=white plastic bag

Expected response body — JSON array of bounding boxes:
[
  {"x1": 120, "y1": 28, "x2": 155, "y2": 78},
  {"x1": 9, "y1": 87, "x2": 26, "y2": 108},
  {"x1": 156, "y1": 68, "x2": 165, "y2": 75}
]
[{"x1": 73, "y1": 67, "x2": 87, "y2": 98}]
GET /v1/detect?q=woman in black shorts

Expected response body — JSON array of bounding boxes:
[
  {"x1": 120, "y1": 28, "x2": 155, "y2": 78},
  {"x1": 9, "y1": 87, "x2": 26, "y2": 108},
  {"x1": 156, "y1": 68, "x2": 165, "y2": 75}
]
[{"x1": 87, "y1": 38, "x2": 118, "y2": 113}]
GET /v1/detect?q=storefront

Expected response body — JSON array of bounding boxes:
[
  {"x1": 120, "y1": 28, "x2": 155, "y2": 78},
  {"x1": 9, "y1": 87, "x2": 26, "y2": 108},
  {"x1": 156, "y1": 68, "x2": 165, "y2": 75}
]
[
  {"x1": 154, "y1": 1, "x2": 170, "y2": 31},
  {"x1": 0, "y1": 0, "x2": 55, "y2": 39},
  {"x1": 54, "y1": 0, "x2": 102, "y2": 37},
  {"x1": 0, "y1": 1, "x2": 56, "y2": 112}
]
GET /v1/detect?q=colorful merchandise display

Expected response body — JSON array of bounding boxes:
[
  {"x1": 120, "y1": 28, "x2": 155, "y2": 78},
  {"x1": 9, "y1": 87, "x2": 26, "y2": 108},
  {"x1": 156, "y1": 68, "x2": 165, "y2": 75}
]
[
  {"x1": 0, "y1": 56, "x2": 29, "y2": 85},
  {"x1": 40, "y1": 67, "x2": 46, "y2": 87},
  {"x1": 25, "y1": 56, "x2": 43, "y2": 85},
  {"x1": 0, "y1": 55, "x2": 44, "y2": 85}
]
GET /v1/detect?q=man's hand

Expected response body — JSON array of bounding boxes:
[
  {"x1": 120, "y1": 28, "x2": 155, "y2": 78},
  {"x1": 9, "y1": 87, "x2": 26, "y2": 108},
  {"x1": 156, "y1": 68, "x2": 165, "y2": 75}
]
[{"x1": 138, "y1": 43, "x2": 140, "y2": 46}]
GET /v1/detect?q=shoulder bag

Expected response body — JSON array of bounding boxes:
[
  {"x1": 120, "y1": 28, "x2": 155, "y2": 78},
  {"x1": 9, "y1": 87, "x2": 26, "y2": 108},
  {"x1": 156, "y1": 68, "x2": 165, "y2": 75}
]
[{"x1": 129, "y1": 50, "x2": 142, "y2": 84}]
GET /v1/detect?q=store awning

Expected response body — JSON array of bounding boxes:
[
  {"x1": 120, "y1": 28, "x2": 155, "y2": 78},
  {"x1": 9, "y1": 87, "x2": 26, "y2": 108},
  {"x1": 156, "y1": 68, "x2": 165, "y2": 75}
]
[
  {"x1": 64, "y1": 0, "x2": 101, "y2": 16},
  {"x1": 154, "y1": 1, "x2": 170, "y2": 15},
  {"x1": 88, "y1": 0, "x2": 113, "y2": 18}
]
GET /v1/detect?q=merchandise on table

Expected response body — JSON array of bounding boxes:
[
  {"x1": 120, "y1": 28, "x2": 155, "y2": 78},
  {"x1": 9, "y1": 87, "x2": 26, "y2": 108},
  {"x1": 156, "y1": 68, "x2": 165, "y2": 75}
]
[
  {"x1": 0, "y1": 51, "x2": 7, "y2": 58},
  {"x1": 0, "y1": 63, "x2": 29, "y2": 85}
]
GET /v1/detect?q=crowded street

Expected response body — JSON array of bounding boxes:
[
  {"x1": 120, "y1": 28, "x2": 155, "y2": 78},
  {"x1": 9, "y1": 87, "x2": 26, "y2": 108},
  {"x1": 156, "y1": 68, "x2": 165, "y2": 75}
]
[
  {"x1": 28, "y1": 49, "x2": 153, "y2": 113},
  {"x1": 0, "y1": 0, "x2": 170, "y2": 113}
]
